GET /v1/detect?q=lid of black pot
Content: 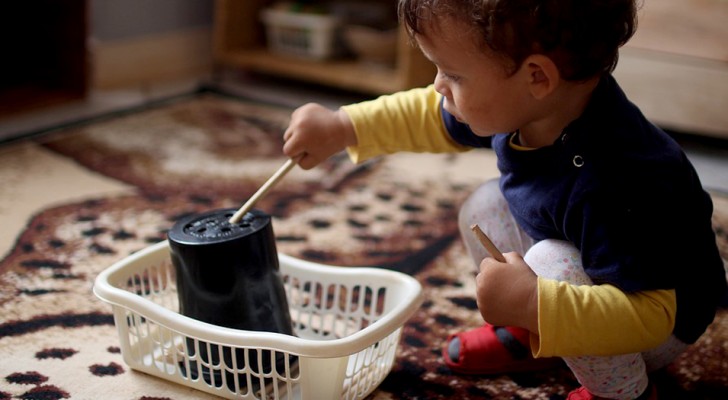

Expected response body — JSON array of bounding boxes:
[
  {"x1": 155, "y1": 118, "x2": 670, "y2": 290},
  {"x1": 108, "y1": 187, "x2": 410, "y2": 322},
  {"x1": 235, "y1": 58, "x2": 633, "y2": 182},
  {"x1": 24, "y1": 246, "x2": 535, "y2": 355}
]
[{"x1": 168, "y1": 208, "x2": 271, "y2": 246}]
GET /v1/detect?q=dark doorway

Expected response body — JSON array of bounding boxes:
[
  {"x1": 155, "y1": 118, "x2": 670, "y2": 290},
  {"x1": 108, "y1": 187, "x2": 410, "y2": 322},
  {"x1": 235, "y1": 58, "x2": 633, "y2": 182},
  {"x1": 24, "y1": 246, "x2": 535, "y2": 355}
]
[{"x1": 0, "y1": 0, "x2": 88, "y2": 117}]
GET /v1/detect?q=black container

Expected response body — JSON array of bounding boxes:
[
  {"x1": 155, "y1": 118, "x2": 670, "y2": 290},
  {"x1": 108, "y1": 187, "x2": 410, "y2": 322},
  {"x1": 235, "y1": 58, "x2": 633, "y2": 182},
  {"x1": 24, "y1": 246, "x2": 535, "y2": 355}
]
[{"x1": 168, "y1": 208, "x2": 294, "y2": 389}]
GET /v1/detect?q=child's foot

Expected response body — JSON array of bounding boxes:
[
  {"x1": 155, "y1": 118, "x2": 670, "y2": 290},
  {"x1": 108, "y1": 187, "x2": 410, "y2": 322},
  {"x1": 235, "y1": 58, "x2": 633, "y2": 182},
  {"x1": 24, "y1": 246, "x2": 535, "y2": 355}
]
[
  {"x1": 567, "y1": 383, "x2": 657, "y2": 400},
  {"x1": 443, "y1": 323, "x2": 561, "y2": 374}
]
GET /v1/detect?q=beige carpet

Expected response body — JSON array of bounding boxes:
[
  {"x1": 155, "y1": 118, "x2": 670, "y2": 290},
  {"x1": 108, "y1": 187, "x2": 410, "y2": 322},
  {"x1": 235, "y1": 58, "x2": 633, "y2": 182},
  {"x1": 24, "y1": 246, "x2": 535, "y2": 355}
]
[{"x1": 1, "y1": 91, "x2": 726, "y2": 399}]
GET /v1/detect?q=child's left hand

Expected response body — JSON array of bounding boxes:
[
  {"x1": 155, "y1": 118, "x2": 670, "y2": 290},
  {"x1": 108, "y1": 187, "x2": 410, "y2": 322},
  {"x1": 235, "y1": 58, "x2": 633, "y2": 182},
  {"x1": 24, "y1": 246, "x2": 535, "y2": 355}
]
[{"x1": 475, "y1": 252, "x2": 539, "y2": 333}]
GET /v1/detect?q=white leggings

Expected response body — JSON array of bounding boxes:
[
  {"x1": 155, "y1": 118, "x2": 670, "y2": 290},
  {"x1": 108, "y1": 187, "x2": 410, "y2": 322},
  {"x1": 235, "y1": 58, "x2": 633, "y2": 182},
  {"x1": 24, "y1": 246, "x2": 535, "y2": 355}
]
[{"x1": 459, "y1": 179, "x2": 687, "y2": 399}]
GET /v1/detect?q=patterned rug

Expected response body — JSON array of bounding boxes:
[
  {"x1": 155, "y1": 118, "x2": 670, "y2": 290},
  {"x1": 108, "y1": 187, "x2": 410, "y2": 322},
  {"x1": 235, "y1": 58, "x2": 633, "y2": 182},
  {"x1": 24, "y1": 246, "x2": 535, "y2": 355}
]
[{"x1": 1, "y1": 90, "x2": 727, "y2": 400}]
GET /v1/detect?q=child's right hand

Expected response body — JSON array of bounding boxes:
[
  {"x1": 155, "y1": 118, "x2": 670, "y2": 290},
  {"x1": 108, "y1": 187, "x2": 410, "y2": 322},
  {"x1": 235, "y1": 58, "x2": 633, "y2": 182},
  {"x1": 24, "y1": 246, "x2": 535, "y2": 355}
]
[
  {"x1": 475, "y1": 252, "x2": 539, "y2": 333},
  {"x1": 282, "y1": 103, "x2": 357, "y2": 170}
]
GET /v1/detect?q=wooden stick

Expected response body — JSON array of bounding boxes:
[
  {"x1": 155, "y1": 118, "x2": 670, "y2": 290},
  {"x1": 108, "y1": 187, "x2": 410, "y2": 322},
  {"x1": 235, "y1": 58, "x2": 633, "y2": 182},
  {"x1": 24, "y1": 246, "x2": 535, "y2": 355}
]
[
  {"x1": 229, "y1": 158, "x2": 298, "y2": 224},
  {"x1": 470, "y1": 224, "x2": 506, "y2": 262}
]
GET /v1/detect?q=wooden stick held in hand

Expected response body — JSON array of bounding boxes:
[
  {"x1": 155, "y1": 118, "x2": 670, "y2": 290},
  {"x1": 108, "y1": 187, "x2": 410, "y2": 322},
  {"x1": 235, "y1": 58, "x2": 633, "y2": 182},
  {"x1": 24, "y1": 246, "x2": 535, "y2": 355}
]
[
  {"x1": 228, "y1": 158, "x2": 299, "y2": 224},
  {"x1": 470, "y1": 224, "x2": 506, "y2": 262}
]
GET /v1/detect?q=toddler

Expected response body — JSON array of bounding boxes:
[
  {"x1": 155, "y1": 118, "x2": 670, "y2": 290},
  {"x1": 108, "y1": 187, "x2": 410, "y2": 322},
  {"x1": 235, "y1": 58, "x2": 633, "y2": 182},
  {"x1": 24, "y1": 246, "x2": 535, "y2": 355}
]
[{"x1": 281, "y1": 1, "x2": 727, "y2": 399}]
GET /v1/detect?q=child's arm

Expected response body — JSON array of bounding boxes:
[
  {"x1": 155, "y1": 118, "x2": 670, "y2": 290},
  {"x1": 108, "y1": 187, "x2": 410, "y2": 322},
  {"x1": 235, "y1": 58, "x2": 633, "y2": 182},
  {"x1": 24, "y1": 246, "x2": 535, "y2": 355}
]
[
  {"x1": 283, "y1": 85, "x2": 470, "y2": 169},
  {"x1": 534, "y1": 280, "x2": 675, "y2": 357},
  {"x1": 341, "y1": 85, "x2": 469, "y2": 163},
  {"x1": 475, "y1": 252, "x2": 676, "y2": 357}
]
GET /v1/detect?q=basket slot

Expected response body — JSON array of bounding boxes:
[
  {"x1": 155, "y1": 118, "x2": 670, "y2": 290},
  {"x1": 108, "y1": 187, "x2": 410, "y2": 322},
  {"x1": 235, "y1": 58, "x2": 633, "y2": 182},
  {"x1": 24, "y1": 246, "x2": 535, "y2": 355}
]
[
  {"x1": 282, "y1": 274, "x2": 390, "y2": 341},
  {"x1": 123, "y1": 259, "x2": 178, "y2": 311},
  {"x1": 341, "y1": 328, "x2": 402, "y2": 400},
  {"x1": 179, "y1": 335, "x2": 300, "y2": 395},
  {"x1": 120, "y1": 311, "x2": 301, "y2": 400}
]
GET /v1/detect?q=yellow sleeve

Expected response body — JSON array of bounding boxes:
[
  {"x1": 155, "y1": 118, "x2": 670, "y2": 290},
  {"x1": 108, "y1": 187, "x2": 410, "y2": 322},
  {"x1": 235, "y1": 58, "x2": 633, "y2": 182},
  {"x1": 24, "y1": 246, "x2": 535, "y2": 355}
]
[
  {"x1": 531, "y1": 278, "x2": 676, "y2": 358},
  {"x1": 340, "y1": 85, "x2": 471, "y2": 163}
]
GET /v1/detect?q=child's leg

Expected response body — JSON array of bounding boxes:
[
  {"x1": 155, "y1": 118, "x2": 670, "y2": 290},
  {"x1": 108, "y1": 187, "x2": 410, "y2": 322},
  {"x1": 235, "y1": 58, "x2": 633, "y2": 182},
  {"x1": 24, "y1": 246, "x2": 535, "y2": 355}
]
[
  {"x1": 458, "y1": 178, "x2": 534, "y2": 268},
  {"x1": 642, "y1": 334, "x2": 688, "y2": 372},
  {"x1": 525, "y1": 240, "x2": 649, "y2": 399},
  {"x1": 447, "y1": 179, "x2": 558, "y2": 374}
]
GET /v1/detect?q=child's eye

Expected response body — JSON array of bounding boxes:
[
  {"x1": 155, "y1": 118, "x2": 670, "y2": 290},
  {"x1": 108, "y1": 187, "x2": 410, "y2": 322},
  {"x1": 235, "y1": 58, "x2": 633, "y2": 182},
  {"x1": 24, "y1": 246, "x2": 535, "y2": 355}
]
[{"x1": 439, "y1": 71, "x2": 461, "y2": 83}]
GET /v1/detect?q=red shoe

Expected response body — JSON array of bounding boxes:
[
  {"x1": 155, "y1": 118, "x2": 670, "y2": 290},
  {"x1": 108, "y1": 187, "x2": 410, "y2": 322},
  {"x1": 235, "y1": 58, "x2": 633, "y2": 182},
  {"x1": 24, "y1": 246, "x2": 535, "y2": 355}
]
[
  {"x1": 568, "y1": 387, "x2": 601, "y2": 400},
  {"x1": 567, "y1": 384, "x2": 657, "y2": 400},
  {"x1": 442, "y1": 323, "x2": 561, "y2": 375}
]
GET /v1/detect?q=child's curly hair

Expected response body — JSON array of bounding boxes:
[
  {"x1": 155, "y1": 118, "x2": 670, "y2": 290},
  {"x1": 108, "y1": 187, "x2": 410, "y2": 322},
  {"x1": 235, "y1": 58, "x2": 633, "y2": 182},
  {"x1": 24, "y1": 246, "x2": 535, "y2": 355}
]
[{"x1": 398, "y1": 0, "x2": 638, "y2": 81}]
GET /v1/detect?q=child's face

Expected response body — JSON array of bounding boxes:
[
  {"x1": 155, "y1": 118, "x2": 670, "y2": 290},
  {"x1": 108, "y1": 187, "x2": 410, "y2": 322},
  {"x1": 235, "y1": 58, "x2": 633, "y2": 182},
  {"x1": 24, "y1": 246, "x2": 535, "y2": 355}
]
[{"x1": 416, "y1": 17, "x2": 535, "y2": 137}]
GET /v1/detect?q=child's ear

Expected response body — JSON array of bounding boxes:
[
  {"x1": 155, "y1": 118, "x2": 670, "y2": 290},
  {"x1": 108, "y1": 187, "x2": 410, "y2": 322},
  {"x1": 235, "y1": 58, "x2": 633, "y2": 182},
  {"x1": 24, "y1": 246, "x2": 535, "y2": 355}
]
[{"x1": 523, "y1": 55, "x2": 560, "y2": 99}]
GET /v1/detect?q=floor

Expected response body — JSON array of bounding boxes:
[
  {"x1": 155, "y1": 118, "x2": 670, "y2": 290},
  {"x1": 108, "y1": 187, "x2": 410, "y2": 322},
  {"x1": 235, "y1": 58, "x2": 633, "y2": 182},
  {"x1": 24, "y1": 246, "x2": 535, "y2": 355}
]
[{"x1": 1, "y1": 74, "x2": 727, "y2": 195}]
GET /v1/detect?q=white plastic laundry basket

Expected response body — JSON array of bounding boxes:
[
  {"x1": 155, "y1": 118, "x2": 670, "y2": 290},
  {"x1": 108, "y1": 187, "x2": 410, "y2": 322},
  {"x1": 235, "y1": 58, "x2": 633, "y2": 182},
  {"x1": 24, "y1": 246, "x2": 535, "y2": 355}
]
[{"x1": 94, "y1": 241, "x2": 423, "y2": 400}]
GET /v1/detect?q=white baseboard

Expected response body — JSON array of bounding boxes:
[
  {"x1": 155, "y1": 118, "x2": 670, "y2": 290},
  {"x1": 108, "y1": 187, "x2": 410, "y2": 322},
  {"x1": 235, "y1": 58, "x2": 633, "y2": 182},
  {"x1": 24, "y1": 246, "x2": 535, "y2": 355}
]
[{"x1": 90, "y1": 27, "x2": 213, "y2": 90}]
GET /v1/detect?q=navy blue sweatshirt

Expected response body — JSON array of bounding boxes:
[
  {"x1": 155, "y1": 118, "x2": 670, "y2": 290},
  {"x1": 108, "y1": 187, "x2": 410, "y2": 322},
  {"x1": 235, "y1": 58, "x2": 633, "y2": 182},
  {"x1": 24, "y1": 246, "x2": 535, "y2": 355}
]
[{"x1": 443, "y1": 74, "x2": 726, "y2": 344}]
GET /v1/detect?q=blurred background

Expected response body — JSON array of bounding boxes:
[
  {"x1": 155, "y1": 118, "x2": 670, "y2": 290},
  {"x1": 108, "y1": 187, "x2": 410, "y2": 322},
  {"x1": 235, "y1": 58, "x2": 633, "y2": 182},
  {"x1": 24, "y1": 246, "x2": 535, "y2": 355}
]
[{"x1": 0, "y1": 0, "x2": 726, "y2": 189}]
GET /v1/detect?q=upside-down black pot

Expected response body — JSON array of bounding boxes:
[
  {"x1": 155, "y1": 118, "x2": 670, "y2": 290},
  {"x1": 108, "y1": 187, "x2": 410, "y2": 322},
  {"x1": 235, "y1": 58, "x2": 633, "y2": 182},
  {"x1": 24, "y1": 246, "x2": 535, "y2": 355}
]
[{"x1": 167, "y1": 208, "x2": 293, "y2": 389}]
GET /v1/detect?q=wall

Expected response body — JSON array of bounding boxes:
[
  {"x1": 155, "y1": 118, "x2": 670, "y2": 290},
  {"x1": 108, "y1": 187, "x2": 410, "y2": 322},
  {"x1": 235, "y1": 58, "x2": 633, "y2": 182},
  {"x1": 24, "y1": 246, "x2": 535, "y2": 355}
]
[
  {"x1": 90, "y1": 0, "x2": 215, "y2": 89},
  {"x1": 614, "y1": 0, "x2": 728, "y2": 139}
]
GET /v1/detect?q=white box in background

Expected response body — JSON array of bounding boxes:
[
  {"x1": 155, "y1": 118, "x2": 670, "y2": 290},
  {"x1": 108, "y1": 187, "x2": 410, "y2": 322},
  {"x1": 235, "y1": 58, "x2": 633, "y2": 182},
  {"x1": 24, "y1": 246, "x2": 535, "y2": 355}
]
[{"x1": 261, "y1": 9, "x2": 341, "y2": 60}]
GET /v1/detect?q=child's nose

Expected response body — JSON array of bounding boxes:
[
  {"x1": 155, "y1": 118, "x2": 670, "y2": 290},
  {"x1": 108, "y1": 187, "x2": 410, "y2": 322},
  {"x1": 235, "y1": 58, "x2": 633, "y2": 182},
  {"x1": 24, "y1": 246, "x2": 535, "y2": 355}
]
[{"x1": 434, "y1": 73, "x2": 451, "y2": 98}]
